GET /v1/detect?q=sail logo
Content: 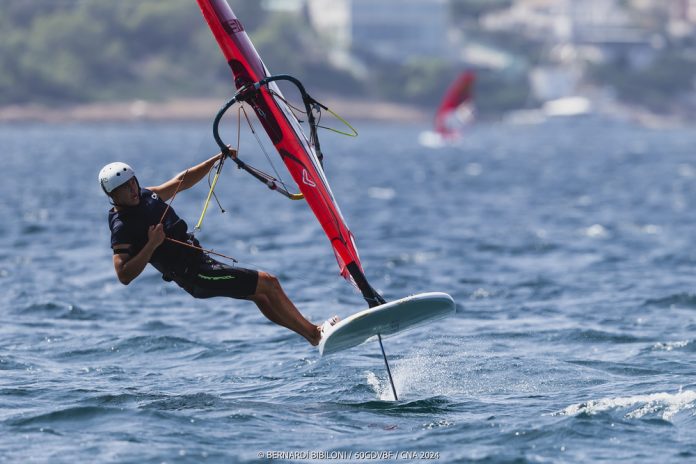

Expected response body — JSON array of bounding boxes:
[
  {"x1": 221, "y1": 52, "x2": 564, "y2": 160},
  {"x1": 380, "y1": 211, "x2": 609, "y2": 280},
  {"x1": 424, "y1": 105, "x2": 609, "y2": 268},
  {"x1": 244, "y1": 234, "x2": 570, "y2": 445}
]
[
  {"x1": 223, "y1": 19, "x2": 245, "y2": 34},
  {"x1": 302, "y1": 169, "x2": 316, "y2": 187}
]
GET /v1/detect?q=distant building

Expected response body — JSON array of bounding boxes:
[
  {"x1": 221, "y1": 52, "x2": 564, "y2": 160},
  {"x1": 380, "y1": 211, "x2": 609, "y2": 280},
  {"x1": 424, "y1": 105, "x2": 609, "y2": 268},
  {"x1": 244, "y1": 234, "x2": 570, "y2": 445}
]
[
  {"x1": 482, "y1": 0, "x2": 646, "y2": 44},
  {"x1": 563, "y1": 0, "x2": 644, "y2": 44},
  {"x1": 483, "y1": 0, "x2": 655, "y2": 68},
  {"x1": 483, "y1": 0, "x2": 661, "y2": 104},
  {"x1": 480, "y1": 0, "x2": 563, "y2": 42},
  {"x1": 632, "y1": 0, "x2": 696, "y2": 24},
  {"x1": 262, "y1": 0, "x2": 305, "y2": 12},
  {"x1": 306, "y1": 0, "x2": 455, "y2": 63}
]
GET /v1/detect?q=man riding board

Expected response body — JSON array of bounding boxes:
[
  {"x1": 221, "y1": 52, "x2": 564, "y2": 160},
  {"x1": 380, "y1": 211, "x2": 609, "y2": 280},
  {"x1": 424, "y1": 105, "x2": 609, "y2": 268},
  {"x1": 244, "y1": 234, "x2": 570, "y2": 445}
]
[{"x1": 99, "y1": 151, "x2": 337, "y2": 346}]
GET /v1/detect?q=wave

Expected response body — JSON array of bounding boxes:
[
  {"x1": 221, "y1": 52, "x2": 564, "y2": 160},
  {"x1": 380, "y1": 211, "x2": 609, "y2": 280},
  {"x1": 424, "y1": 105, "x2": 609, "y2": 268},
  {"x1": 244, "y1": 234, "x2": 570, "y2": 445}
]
[
  {"x1": 0, "y1": 356, "x2": 33, "y2": 371},
  {"x1": 7, "y1": 392, "x2": 222, "y2": 428},
  {"x1": 553, "y1": 389, "x2": 696, "y2": 421},
  {"x1": 57, "y1": 337, "x2": 203, "y2": 360},
  {"x1": 140, "y1": 392, "x2": 224, "y2": 411},
  {"x1": 644, "y1": 293, "x2": 696, "y2": 309},
  {"x1": 113, "y1": 335, "x2": 202, "y2": 353},
  {"x1": 651, "y1": 340, "x2": 693, "y2": 352},
  {"x1": 138, "y1": 320, "x2": 178, "y2": 331},
  {"x1": 550, "y1": 328, "x2": 645, "y2": 344},
  {"x1": 18, "y1": 302, "x2": 96, "y2": 320},
  {"x1": 88, "y1": 392, "x2": 163, "y2": 407},
  {"x1": 7, "y1": 405, "x2": 125, "y2": 427},
  {"x1": 565, "y1": 359, "x2": 663, "y2": 376},
  {"x1": 339, "y1": 396, "x2": 454, "y2": 414}
]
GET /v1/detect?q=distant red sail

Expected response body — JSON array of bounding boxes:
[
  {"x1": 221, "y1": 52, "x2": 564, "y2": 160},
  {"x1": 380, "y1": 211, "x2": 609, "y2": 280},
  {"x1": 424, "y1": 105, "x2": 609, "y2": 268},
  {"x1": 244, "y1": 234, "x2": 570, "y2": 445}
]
[
  {"x1": 434, "y1": 71, "x2": 476, "y2": 138},
  {"x1": 196, "y1": 0, "x2": 363, "y2": 282}
]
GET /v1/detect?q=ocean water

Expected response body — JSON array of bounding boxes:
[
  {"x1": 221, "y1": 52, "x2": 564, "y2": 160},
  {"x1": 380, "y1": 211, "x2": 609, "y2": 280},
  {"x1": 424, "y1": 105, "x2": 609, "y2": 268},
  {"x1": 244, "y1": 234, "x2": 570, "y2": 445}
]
[{"x1": 1, "y1": 119, "x2": 696, "y2": 463}]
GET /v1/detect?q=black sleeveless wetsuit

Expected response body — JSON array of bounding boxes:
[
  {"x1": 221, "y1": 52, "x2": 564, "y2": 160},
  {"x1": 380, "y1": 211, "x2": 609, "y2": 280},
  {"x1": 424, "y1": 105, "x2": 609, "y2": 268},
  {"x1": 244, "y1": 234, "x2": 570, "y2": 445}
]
[{"x1": 108, "y1": 188, "x2": 258, "y2": 299}]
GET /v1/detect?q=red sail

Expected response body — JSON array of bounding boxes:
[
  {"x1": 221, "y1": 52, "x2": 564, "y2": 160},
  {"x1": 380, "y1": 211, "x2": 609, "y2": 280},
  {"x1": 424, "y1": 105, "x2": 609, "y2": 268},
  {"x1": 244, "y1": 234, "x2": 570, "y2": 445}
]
[
  {"x1": 196, "y1": 0, "x2": 363, "y2": 282},
  {"x1": 434, "y1": 71, "x2": 475, "y2": 139}
]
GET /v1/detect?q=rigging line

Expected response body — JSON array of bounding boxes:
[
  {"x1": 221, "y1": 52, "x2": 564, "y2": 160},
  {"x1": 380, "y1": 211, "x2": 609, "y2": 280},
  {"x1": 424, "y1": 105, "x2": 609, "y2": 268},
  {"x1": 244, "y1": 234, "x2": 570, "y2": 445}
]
[
  {"x1": 240, "y1": 105, "x2": 293, "y2": 194},
  {"x1": 194, "y1": 147, "x2": 238, "y2": 231},
  {"x1": 317, "y1": 106, "x2": 359, "y2": 137},
  {"x1": 194, "y1": 155, "x2": 226, "y2": 231},
  {"x1": 165, "y1": 237, "x2": 238, "y2": 263},
  {"x1": 159, "y1": 169, "x2": 188, "y2": 224},
  {"x1": 202, "y1": 104, "x2": 243, "y2": 214},
  {"x1": 267, "y1": 88, "x2": 317, "y2": 150},
  {"x1": 271, "y1": 90, "x2": 305, "y2": 115},
  {"x1": 268, "y1": 88, "x2": 319, "y2": 154},
  {"x1": 155, "y1": 167, "x2": 238, "y2": 262},
  {"x1": 200, "y1": 104, "x2": 244, "y2": 215},
  {"x1": 203, "y1": 105, "x2": 240, "y2": 216},
  {"x1": 266, "y1": 87, "x2": 321, "y2": 164},
  {"x1": 268, "y1": 88, "x2": 307, "y2": 119},
  {"x1": 211, "y1": 92, "x2": 302, "y2": 200},
  {"x1": 269, "y1": 88, "x2": 357, "y2": 138},
  {"x1": 206, "y1": 159, "x2": 226, "y2": 214},
  {"x1": 237, "y1": 105, "x2": 242, "y2": 151}
]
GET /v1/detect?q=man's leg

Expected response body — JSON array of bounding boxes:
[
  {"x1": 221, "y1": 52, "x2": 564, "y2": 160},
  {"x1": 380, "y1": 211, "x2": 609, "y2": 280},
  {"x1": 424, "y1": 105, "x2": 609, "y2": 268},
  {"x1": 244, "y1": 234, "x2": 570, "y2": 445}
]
[
  {"x1": 184, "y1": 259, "x2": 335, "y2": 346},
  {"x1": 249, "y1": 272, "x2": 323, "y2": 346}
]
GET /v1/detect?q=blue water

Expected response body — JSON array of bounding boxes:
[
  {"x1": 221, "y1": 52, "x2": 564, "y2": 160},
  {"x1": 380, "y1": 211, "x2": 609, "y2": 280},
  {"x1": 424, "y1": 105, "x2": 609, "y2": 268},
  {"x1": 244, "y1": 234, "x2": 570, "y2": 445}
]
[{"x1": 1, "y1": 119, "x2": 696, "y2": 463}]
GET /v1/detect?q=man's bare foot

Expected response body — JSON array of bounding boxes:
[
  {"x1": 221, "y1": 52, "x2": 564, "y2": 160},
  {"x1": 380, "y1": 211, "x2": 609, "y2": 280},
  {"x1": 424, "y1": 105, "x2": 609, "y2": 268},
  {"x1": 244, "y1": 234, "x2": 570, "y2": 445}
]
[{"x1": 309, "y1": 315, "x2": 340, "y2": 346}]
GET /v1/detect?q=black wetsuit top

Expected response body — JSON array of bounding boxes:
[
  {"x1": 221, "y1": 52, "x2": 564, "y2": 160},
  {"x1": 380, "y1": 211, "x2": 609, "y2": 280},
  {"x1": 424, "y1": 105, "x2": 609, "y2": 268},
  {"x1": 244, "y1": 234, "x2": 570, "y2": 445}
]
[
  {"x1": 108, "y1": 188, "x2": 258, "y2": 299},
  {"x1": 108, "y1": 188, "x2": 201, "y2": 278}
]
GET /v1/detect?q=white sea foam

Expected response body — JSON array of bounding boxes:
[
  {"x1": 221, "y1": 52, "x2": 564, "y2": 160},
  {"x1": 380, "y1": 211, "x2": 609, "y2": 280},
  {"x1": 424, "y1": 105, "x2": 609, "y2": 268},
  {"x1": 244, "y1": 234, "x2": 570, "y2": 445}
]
[
  {"x1": 367, "y1": 187, "x2": 395, "y2": 200},
  {"x1": 652, "y1": 340, "x2": 690, "y2": 351},
  {"x1": 466, "y1": 163, "x2": 483, "y2": 177},
  {"x1": 641, "y1": 224, "x2": 662, "y2": 235},
  {"x1": 554, "y1": 389, "x2": 696, "y2": 421},
  {"x1": 584, "y1": 224, "x2": 608, "y2": 238},
  {"x1": 678, "y1": 163, "x2": 696, "y2": 178},
  {"x1": 470, "y1": 288, "x2": 492, "y2": 300}
]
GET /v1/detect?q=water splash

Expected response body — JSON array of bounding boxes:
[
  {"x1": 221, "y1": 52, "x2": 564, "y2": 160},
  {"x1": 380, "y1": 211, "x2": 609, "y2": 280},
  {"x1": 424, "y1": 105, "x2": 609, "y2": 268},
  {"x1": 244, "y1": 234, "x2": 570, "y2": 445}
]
[
  {"x1": 365, "y1": 348, "x2": 461, "y2": 401},
  {"x1": 554, "y1": 389, "x2": 696, "y2": 421},
  {"x1": 366, "y1": 371, "x2": 391, "y2": 401}
]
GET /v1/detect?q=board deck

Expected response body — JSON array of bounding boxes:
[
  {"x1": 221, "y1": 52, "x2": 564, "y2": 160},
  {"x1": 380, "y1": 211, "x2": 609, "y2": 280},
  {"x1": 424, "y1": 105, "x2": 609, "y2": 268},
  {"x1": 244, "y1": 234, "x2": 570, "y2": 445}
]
[{"x1": 319, "y1": 292, "x2": 456, "y2": 356}]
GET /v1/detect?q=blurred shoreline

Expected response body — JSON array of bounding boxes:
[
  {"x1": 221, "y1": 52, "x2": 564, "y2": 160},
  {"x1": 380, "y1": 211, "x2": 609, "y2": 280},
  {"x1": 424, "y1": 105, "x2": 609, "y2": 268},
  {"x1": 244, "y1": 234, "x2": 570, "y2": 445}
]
[
  {"x1": 1, "y1": 97, "x2": 684, "y2": 130},
  {"x1": 0, "y1": 97, "x2": 429, "y2": 124}
]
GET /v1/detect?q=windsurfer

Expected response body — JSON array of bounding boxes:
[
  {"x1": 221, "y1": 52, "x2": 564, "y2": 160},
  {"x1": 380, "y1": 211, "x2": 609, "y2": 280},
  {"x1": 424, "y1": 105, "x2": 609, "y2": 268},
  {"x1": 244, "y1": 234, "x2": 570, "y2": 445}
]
[{"x1": 98, "y1": 153, "x2": 338, "y2": 346}]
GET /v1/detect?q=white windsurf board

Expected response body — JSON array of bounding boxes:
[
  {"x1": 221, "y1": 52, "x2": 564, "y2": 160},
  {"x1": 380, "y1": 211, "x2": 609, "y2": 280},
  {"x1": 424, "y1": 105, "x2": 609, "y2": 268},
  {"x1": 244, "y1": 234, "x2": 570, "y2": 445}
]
[{"x1": 319, "y1": 292, "x2": 455, "y2": 356}]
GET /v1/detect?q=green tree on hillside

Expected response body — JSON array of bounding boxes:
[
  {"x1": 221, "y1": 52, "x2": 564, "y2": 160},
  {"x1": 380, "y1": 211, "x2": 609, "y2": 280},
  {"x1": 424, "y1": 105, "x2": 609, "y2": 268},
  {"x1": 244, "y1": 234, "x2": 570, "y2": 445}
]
[{"x1": 0, "y1": 0, "x2": 264, "y2": 104}]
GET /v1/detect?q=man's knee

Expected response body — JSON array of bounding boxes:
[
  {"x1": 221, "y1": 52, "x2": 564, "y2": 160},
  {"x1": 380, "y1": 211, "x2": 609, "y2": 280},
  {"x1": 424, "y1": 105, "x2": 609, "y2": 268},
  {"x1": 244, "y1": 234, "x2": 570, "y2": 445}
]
[{"x1": 257, "y1": 271, "x2": 281, "y2": 294}]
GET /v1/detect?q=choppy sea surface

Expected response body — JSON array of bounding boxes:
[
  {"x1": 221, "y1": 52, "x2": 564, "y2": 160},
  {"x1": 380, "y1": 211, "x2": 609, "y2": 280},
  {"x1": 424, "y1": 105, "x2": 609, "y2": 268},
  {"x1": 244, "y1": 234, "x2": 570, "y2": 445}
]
[{"x1": 1, "y1": 118, "x2": 696, "y2": 463}]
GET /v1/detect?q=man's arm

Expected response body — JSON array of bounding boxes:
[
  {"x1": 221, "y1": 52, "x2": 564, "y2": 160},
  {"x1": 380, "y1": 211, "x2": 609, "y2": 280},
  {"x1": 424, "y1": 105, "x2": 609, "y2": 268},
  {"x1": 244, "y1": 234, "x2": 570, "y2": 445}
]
[
  {"x1": 112, "y1": 224, "x2": 165, "y2": 285},
  {"x1": 149, "y1": 148, "x2": 236, "y2": 202}
]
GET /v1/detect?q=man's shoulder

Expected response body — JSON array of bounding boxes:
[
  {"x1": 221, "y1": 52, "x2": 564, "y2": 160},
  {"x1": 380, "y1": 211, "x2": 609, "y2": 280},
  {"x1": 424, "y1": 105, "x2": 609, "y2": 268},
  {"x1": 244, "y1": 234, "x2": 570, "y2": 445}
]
[
  {"x1": 140, "y1": 188, "x2": 162, "y2": 202},
  {"x1": 108, "y1": 208, "x2": 133, "y2": 235}
]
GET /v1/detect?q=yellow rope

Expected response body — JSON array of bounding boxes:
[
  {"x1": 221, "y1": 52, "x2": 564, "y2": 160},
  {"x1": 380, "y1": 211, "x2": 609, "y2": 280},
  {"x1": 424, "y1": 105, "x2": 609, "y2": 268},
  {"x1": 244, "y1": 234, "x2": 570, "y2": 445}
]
[
  {"x1": 321, "y1": 106, "x2": 358, "y2": 137},
  {"x1": 194, "y1": 159, "x2": 225, "y2": 231}
]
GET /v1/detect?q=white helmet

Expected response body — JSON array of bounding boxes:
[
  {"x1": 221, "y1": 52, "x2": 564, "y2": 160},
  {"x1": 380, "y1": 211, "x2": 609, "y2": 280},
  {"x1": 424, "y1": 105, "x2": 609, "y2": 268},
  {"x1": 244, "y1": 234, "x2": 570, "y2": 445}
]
[{"x1": 98, "y1": 162, "x2": 135, "y2": 194}]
